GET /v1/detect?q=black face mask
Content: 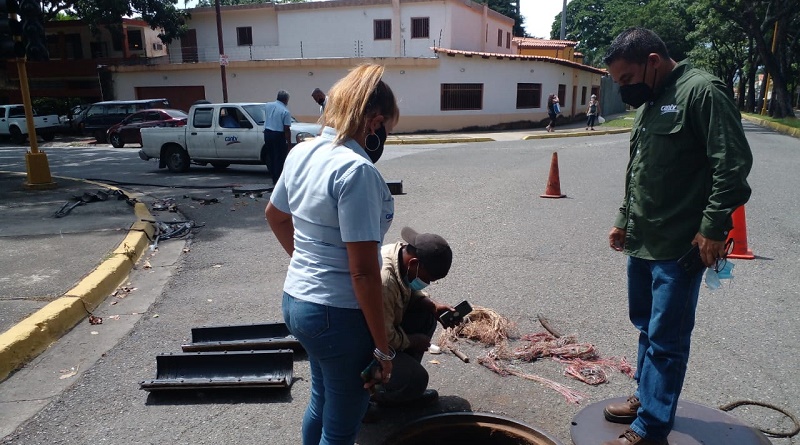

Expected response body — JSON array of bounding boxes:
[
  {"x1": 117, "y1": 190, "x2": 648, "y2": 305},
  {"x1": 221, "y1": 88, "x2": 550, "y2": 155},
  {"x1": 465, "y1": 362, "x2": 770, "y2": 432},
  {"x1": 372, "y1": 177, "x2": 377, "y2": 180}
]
[
  {"x1": 619, "y1": 63, "x2": 654, "y2": 108},
  {"x1": 365, "y1": 124, "x2": 387, "y2": 164}
]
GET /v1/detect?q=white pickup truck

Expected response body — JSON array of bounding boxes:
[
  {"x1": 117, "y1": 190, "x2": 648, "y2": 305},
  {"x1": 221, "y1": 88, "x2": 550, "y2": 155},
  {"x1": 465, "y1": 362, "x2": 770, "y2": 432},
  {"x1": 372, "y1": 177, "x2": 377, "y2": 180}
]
[
  {"x1": 0, "y1": 104, "x2": 59, "y2": 143},
  {"x1": 138, "y1": 102, "x2": 319, "y2": 173}
]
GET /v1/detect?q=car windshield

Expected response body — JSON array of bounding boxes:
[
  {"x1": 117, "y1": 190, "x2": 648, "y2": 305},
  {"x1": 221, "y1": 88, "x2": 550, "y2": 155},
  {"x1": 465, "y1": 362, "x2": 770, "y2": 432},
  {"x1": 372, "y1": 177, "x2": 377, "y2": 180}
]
[
  {"x1": 165, "y1": 109, "x2": 188, "y2": 119},
  {"x1": 242, "y1": 105, "x2": 265, "y2": 125}
]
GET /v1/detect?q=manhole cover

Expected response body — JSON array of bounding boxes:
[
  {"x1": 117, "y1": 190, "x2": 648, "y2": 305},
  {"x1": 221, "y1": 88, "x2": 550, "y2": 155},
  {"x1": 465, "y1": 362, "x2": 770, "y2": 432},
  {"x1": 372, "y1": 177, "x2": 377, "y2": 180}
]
[
  {"x1": 571, "y1": 398, "x2": 772, "y2": 445},
  {"x1": 383, "y1": 412, "x2": 563, "y2": 445}
]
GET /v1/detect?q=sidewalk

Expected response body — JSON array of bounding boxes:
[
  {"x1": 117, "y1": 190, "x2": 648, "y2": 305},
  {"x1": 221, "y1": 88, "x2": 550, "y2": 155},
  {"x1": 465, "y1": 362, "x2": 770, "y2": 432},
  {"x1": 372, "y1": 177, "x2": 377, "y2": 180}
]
[{"x1": 0, "y1": 173, "x2": 154, "y2": 382}]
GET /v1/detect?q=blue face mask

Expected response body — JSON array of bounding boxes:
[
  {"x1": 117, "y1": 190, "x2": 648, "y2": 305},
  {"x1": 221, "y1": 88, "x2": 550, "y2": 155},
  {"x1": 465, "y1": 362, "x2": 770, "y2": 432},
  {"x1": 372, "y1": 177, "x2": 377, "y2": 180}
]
[
  {"x1": 705, "y1": 261, "x2": 734, "y2": 291},
  {"x1": 407, "y1": 262, "x2": 429, "y2": 291}
]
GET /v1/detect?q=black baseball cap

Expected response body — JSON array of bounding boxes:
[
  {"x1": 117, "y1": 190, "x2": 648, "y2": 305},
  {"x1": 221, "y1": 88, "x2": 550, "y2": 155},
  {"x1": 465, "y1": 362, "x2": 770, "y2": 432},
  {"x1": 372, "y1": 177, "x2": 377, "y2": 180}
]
[{"x1": 401, "y1": 227, "x2": 453, "y2": 280}]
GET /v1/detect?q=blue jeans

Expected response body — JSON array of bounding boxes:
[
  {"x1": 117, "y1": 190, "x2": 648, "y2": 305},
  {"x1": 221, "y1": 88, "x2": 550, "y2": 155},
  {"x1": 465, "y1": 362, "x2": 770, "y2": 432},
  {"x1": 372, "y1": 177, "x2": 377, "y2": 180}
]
[
  {"x1": 282, "y1": 292, "x2": 374, "y2": 445},
  {"x1": 627, "y1": 257, "x2": 703, "y2": 440}
]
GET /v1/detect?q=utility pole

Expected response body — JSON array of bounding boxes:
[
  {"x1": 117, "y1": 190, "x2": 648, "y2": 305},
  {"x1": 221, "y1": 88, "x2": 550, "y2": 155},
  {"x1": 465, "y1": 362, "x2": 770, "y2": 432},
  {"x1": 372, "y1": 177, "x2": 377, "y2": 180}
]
[
  {"x1": 2, "y1": 0, "x2": 55, "y2": 188},
  {"x1": 559, "y1": 0, "x2": 566, "y2": 40},
  {"x1": 214, "y1": 0, "x2": 229, "y2": 103},
  {"x1": 760, "y1": 21, "x2": 778, "y2": 116}
]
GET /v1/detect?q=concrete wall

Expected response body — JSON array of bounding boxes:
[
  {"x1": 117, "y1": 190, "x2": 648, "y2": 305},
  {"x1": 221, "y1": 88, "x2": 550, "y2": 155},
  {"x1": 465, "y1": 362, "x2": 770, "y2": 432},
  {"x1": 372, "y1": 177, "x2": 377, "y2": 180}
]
[{"x1": 112, "y1": 56, "x2": 602, "y2": 132}]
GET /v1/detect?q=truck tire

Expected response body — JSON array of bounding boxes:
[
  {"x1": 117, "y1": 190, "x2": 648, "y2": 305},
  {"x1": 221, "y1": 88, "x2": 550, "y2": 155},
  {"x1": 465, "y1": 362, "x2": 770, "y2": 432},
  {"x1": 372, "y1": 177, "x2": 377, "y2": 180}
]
[
  {"x1": 9, "y1": 126, "x2": 26, "y2": 144},
  {"x1": 164, "y1": 146, "x2": 190, "y2": 173},
  {"x1": 42, "y1": 132, "x2": 55, "y2": 142}
]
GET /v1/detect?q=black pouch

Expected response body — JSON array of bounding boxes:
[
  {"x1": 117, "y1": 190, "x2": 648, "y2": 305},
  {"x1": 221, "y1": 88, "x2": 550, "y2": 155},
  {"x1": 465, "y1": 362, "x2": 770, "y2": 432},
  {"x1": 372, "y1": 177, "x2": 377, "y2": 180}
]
[{"x1": 677, "y1": 245, "x2": 705, "y2": 275}]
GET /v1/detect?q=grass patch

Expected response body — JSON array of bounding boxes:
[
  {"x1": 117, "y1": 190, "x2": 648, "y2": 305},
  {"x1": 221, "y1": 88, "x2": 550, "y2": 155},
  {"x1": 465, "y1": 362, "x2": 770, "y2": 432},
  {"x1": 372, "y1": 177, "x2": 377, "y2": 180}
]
[
  {"x1": 602, "y1": 111, "x2": 637, "y2": 128},
  {"x1": 742, "y1": 112, "x2": 800, "y2": 129}
]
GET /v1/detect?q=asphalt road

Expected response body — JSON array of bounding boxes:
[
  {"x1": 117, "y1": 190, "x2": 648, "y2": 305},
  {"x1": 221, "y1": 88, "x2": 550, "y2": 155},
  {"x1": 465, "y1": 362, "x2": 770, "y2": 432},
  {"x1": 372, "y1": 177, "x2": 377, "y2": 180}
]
[{"x1": 1, "y1": 123, "x2": 798, "y2": 445}]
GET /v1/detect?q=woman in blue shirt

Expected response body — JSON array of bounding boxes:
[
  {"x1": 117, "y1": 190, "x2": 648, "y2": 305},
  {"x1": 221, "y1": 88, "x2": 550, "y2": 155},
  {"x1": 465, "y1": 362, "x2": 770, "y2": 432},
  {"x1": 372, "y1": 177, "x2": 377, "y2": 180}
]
[{"x1": 265, "y1": 64, "x2": 398, "y2": 445}]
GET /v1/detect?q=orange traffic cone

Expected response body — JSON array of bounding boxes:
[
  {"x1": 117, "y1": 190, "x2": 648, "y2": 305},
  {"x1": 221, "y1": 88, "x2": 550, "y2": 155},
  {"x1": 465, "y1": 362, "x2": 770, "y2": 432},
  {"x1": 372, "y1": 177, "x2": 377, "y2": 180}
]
[
  {"x1": 726, "y1": 206, "x2": 754, "y2": 259},
  {"x1": 540, "y1": 152, "x2": 566, "y2": 198}
]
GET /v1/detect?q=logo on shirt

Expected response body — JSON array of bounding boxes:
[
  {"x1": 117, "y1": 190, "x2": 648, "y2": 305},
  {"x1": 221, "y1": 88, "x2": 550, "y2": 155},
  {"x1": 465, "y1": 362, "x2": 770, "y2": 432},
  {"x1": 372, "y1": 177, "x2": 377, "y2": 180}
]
[{"x1": 660, "y1": 104, "x2": 679, "y2": 115}]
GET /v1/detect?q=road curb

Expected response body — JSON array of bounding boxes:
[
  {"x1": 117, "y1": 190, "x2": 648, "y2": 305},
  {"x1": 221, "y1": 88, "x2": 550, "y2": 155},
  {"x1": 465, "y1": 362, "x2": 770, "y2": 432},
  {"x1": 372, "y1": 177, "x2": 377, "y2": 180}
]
[
  {"x1": 0, "y1": 178, "x2": 155, "y2": 383},
  {"x1": 522, "y1": 128, "x2": 631, "y2": 140},
  {"x1": 741, "y1": 114, "x2": 800, "y2": 138},
  {"x1": 386, "y1": 136, "x2": 495, "y2": 145}
]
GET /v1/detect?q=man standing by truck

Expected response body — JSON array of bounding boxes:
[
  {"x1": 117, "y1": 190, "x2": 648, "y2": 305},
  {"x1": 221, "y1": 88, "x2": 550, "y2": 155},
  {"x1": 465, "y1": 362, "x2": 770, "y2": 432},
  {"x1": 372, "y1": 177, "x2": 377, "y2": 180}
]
[{"x1": 264, "y1": 91, "x2": 292, "y2": 184}]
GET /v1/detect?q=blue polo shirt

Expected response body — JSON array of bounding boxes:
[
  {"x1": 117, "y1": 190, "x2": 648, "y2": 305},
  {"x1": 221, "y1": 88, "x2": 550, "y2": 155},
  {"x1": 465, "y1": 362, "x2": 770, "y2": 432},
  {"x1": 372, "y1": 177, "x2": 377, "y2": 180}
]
[
  {"x1": 270, "y1": 126, "x2": 395, "y2": 309},
  {"x1": 264, "y1": 100, "x2": 291, "y2": 132}
]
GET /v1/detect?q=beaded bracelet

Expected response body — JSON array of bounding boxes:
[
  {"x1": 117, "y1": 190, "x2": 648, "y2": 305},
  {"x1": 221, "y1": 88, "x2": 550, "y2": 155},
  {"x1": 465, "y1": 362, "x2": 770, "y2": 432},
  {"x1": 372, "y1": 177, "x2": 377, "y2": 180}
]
[{"x1": 373, "y1": 347, "x2": 396, "y2": 361}]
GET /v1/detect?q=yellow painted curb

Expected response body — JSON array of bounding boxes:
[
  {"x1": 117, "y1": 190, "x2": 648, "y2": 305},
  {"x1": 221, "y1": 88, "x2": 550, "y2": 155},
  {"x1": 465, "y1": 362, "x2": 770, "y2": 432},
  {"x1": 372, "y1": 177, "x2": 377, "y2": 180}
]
[
  {"x1": 386, "y1": 137, "x2": 495, "y2": 145},
  {"x1": 522, "y1": 128, "x2": 631, "y2": 140},
  {"x1": 741, "y1": 114, "x2": 800, "y2": 139},
  {"x1": 0, "y1": 179, "x2": 155, "y2": 382}
]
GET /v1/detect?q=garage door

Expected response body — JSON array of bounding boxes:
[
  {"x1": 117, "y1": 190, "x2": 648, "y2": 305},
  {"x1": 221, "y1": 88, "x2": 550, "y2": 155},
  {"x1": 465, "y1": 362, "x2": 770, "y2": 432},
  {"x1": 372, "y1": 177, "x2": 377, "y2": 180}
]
[{"x1": 135, "y1": 86, "x2": 206, "y2": 113}]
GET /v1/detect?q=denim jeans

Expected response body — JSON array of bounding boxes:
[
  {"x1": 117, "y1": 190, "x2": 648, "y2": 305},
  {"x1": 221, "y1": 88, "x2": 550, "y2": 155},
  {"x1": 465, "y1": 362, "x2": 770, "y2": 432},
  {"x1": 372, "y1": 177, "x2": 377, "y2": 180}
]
[
  {"x1": 627, "y1": 257, "x2": 703, "y2": 440},
  {"x1": 282, "y1": 292, "x2": 374, "y2": 445},
  {"x1": 373, "y1": 304, "x2": 437, "y2": 404}
]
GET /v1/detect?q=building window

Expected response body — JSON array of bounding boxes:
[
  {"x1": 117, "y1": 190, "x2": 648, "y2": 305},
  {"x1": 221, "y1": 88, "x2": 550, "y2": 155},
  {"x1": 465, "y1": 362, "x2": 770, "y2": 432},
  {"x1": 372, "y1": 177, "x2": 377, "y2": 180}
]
[
  {"x1": 411, "y1": 17, "x2": 429, "y2": 39},
  {"x1": 127, "y1": 29, "x2": 143, "y2": 50},
  {"x1": 497, "y1": 29, "x2": 503, "y2": 46},
  {"x1": 237, "y1": 27, "x2": 253, "y2": 46},
  {"x1": 581, "y1": 87, "x2": 587, "y2": 105},
  {"x1": 441, "y1": 83, "x2": 483, "y2": 111},
  {"x1": 506, "y1": 32, "x2": 511, "y2": 49},
  {"x1": 558, "y1": 84, "x2": 566, "y2": 105},
  {"x1": 516, "y1": 83, "x2": 542, "y2": 109},
  {"x1": 374, "y1": 19, "x2": 391, "y2": 40}
]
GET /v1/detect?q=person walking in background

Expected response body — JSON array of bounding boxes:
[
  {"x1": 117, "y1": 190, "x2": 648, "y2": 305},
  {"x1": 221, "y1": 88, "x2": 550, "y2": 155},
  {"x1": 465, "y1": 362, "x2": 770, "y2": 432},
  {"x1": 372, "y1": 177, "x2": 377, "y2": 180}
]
[
  {"x1": 545, "y1": 94, "x2": 559, "y2": 132},
  {"x1": 586, "y1": 94, "x2": 600, "y2": 130},
  {"x1": 265, "y1": 64, "x2": 399, "y2": 445},
  {"x1": 264, "y1": 90, "x2": 292, "y2": 184},
  {"x1": 311, "y1": 88, "x2": 328, "y2": 115},
  {"x1": 603, "y1": 27, "x2": 752, "y2": 445}
]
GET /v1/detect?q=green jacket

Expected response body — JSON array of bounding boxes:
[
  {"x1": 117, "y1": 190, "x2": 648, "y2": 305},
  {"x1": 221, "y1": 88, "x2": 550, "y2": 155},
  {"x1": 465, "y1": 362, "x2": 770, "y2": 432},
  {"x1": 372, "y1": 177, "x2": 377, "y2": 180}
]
[{"x1": 614, "y1": 60, "x2": 753, "y2": 260}]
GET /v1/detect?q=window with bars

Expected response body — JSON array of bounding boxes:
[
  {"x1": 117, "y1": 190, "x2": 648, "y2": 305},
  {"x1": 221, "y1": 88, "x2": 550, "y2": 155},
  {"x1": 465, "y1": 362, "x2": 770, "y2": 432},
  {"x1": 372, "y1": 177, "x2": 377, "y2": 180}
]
[
  {"x1": 506, "y1": 32, "x2": 510, "y2": 49},
  {"x1": 374, "y1": 19, "x2": 391, "y2": 40},
  {"x1": 497, "y1": 29, "x2": 503, "y2": 46},
  {"x1": 441, "y1": 84, "x2": 483, "y2": 111},
  {"x1": 581, "y1": 86, "x2": 587, "y2": 105},
  {"x1": 237, "y1": 27, "x2": 253, "y2": 46},
  {"x1": 516, "y1": 83, "x2": 542, "y2": 109},
  {"x1": 411, "y1": 17, "x2": 429, "y2": 39}
]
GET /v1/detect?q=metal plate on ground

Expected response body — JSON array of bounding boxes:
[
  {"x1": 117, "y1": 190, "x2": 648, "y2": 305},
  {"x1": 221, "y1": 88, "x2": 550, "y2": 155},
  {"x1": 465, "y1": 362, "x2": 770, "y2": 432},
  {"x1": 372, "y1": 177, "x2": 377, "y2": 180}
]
[
  {"x1": 182, "y1": 322, "x2": 303, "y2": 353},
  {"x1": 570, "y1": 397, "x2": 771, "y2": 445},
  {"x1": 140, "y1": 349, "x2": 293, "y2": 392},
  {"x1": 231, "y1": 184, "x2": 273, "y2": 194}
]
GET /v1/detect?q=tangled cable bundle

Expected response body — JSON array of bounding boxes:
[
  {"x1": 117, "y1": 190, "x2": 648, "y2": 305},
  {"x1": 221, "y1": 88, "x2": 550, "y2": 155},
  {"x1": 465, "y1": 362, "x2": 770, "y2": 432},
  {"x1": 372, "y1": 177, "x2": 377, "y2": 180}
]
[{"x1": 437, "y1": 306, "x2": 518, "y2": 349}]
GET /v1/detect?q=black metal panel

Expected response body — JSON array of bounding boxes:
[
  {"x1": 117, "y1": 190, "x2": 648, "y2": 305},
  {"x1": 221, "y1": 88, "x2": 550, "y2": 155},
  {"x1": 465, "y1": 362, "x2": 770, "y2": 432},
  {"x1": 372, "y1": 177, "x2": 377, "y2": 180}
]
[
  {"x1": 140, "y1": 350, "x2": 293, "y2": 392},
  {"x1": 182, "y1": 322, "x2": 303, "y2": 353}
]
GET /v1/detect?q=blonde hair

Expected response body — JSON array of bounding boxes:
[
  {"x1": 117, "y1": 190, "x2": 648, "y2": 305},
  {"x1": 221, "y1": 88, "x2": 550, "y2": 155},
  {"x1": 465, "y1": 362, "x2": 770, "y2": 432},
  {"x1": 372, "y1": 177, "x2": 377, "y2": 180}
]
[{"x1": 321, "y1": 64, "x2": 399, "y2": 145}]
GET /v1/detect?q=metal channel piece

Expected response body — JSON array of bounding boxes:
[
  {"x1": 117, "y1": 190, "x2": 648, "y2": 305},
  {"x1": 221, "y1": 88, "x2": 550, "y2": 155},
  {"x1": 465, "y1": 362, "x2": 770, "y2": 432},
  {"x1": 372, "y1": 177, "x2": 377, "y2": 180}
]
[
  {"x1": 181, "y1": 322, "x2": 303, "y2": 353},
  {"x1": 139, "y1": 349, "x2": 293, "y2": 392}
]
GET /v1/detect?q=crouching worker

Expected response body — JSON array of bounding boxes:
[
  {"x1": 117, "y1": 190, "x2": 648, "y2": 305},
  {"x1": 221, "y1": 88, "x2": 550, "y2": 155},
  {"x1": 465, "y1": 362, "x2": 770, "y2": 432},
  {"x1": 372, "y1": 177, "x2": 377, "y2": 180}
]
[{"x1": 370, "y1": 227, "x2": 456, "y2": 411}]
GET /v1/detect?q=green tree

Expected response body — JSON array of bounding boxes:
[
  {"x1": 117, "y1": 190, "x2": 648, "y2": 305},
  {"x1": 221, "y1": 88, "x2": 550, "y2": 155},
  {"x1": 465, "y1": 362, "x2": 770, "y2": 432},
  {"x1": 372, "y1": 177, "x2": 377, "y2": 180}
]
[
  {"x1": 42, "y1": 0, "x2": 190, "y2": 43},
  {"x1": 708, "y1": 0, "x2": 799, "y2": 117}
]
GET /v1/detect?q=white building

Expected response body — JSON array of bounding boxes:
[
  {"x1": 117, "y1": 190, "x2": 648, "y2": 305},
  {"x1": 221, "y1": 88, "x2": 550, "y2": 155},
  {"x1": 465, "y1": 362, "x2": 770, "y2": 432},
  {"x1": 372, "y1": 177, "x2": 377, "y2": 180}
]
[{"x1": 110, "y1": 0, "x2": 604, "y2": 132}]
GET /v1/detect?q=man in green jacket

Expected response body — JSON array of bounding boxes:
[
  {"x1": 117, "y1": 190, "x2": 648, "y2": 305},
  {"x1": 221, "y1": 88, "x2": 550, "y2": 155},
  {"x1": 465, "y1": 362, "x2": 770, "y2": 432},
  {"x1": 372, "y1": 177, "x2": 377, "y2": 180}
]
[{"x1": 602, "y1": 28, "x2": 752, "y2": 445}]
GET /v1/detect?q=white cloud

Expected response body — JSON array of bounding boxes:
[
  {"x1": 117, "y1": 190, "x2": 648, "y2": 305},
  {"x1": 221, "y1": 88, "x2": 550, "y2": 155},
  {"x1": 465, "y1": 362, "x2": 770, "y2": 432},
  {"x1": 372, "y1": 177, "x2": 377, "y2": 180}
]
[{"x1": 520, "y1": 0, "x2": 567, "y2": 38}]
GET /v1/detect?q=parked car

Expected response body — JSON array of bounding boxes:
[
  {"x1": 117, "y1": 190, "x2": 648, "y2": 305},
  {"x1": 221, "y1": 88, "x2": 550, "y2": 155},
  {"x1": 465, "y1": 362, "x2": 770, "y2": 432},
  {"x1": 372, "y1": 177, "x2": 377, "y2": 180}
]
[
  {"x1": 81, "y1": 98, "x2": 171, "y2": 142},
  {"x1": 138, "y1": 102, "x2": 320, "y2": 173},
  {"x1": 106, "y1": 109, "x2": 188, "y2": 148},
  {"x1": 0, "y1": 104, "x2": 59, "y2": 143},
  {"x1": 58, "y1": 104, "x2": 89, "y2": 134}
]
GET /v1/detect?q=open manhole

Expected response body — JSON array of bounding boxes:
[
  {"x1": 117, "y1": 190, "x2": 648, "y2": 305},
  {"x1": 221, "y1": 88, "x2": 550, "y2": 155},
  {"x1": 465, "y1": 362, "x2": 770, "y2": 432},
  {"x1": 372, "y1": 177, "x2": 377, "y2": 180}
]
[{"x1": 383, "y1": 412, "x2": 563, "y2": 445}]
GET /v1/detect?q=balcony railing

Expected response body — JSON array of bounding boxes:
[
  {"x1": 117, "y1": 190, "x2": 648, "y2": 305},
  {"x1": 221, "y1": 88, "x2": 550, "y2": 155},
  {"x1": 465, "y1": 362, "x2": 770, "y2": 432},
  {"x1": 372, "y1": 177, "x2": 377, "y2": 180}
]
[{"x1": 171, "y1": 40, "x2": 437, "y2": 63}]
